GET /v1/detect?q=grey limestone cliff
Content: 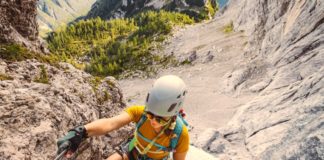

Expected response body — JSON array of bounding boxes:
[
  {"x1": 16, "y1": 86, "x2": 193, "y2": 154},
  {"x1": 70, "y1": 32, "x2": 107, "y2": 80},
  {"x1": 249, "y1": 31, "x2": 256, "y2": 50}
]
[
  {"x1": 0, "y1": 60, "x2": 131, "y2": 159},
  {"x1": 199, "y1": 0, "x2": 324, "y2": 159}
]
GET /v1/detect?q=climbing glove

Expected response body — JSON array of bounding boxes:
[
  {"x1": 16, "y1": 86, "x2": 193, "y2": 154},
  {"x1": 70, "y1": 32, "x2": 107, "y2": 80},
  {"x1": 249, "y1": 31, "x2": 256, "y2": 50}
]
[{"x1": 57, "y1": 126, "x2": 88, "y2": 155}]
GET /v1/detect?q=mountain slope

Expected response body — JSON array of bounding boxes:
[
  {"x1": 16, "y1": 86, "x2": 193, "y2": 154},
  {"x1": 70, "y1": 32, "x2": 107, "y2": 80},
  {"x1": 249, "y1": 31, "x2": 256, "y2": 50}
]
[
  {"x1": 1, "y1": 0, "x2": 322, "y2": 159},
  {"x1": 206, "y1": 0, "x2": 324, "y2": 159},
  {"x1": 1, "y1": 1, "x2": 219, "y2": 159},
  {"x1": 120, "y1": 0, "x2": 323, "y2": 159},
  {"x1": 37, "y1": 0, "x2": 96, "y2": 36},
  {"x1": 86, "y1": 0, "x2": 218, "y2": 21}
]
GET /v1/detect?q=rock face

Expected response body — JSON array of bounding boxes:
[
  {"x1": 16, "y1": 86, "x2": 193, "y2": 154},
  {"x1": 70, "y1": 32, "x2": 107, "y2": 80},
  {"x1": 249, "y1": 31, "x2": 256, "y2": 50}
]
[
  {"x1": 187, "y1": 145, "x2": 219, "y2": 160},
  {"x1": 0, "y1": 0, "x2": 41, "y2": 51},
  {"x1": 199, "y1": 0, "x2": 324, "y2": 159},
  {"x1": 0, "y1": 59, "x2": 131, "y2": 159},
  {"x1": 86, "y1": 0, "x2": 217, "y2": 20}
]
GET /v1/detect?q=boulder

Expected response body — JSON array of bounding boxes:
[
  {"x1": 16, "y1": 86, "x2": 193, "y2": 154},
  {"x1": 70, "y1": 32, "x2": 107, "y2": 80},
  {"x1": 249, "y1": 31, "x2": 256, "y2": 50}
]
[
  {"x1": 203, "y1": 51, "x2": 214, "y2": 63},
  {"x1": 0, "y1": 0, "x2": 41, "y2": 51}
]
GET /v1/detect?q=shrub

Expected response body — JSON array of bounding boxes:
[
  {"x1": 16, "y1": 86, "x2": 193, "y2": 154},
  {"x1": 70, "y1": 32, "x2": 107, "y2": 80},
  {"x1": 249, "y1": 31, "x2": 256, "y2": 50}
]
[
  {"x1": 0, "y1": 44, "x2": 60, "y2": 67},
  {"x1": 34, "y1": 65, "x2": 49, "y2": 84},
  {"x1": 205, "y1": 0, "x2": 218, "y2": 18},
  {"x1": 0, "y1": 44, "x2": 29, "y2": 61},
  {"x1": 223, "y1": 21, "x2": 234, "y2": 33},
  {"x1": 0, "y1": 74, "x2": 13, "y2": 81}
]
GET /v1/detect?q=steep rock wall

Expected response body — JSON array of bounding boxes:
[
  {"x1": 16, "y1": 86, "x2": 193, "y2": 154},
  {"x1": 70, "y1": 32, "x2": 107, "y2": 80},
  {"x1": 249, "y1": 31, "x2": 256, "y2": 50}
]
[
  {"x1": 201, "y1": 0, "x2": 323, "y2": 159},
  {"x1": 0, "y1": 0, "x2": 42, "y2": 51},
  {"x1": 0, "y1": 59, "x2": 131, "y2": 159}
]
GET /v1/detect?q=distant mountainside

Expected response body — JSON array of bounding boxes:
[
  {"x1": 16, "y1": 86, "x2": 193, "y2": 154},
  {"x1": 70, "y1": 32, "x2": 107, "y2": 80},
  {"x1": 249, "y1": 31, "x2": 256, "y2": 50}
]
[
  {"x1": 37, "y1": 0, "x2": 96, "y2": 36},
  {"x1": 86, "y1": 0, "x2": 218, "y2": 21}
]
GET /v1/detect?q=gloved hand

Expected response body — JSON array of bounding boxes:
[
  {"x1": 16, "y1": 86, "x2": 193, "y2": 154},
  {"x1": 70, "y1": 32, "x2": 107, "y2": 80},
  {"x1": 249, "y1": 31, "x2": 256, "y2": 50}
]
[{"x1": 57, "y1": 126, "x2": 88, "y2": 158}]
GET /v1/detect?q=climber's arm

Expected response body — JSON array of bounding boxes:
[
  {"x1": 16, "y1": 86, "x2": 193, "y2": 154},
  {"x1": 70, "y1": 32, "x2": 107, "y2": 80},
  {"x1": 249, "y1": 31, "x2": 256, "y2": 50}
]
[
  {"x1": 173, "y1": 151, "x2": 187, "y2": 160},
  {"x1": 85, "y1": 111, "x2": 132, "y2": 136}
]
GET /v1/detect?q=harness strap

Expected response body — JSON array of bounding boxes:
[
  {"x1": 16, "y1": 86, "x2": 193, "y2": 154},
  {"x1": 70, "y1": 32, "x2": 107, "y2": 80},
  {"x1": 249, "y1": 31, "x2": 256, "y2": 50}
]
[
  {"x1": 135, "y1": 119, "x2": 171, "y2": 155},
  {"x1": 133, "y1": 113, "x2": 187, "y2": 159},
  {"x1": 169, "y1": 116, "x2": 184, "y2": 150},
  {"x1": 135, "y1": 114, "x2": 168, "y2": 151},
  {"x1": 136, "y1": 130, "x2": 166, "y2": 149}
]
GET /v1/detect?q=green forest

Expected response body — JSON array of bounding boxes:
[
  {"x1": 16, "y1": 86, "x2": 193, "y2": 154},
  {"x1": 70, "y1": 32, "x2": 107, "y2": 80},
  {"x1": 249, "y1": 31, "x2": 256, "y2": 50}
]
[
  {"x1": 0, "y1": 0, "x2": 219, "y2": 79},
  {"x1": 47, "y1": 11, "x2": 194, "y2": 78}
]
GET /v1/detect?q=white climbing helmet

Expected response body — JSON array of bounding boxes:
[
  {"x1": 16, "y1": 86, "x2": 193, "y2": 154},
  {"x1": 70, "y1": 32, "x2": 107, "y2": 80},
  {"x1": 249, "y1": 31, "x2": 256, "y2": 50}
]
[{"x1": 145, "y1": 75, "x2": 187, "y2": 117}]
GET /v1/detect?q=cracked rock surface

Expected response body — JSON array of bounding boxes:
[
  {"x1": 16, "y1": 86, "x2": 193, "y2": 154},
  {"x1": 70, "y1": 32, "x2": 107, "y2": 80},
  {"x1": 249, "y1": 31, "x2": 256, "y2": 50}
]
[
  {"x1": 0, "y1": 59, "x2": 131, "y2": 159},
  {"x1": 0, "y1": 0, "x2": 44, "y2": 52},
  {"x1": 199, "y1": 0, "x2": 324, "y2": 159}
]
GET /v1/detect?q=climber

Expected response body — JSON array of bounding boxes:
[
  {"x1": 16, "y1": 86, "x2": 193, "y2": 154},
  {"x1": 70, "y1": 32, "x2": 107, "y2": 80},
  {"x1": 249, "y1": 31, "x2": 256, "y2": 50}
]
[{"x1": 57, "y1": 75, "x2": 190, "y2": 160}]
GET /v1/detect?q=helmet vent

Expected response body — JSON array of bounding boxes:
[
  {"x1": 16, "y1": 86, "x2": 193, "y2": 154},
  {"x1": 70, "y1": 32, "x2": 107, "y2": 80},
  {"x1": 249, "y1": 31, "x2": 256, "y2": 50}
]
[
  {"x1": 183, "y1": 91, "x2": 186, "y2": 96},
  {"x1": 177, "y1": 94, "x2": 181, "y2": 99},
  {"x1": 146, "y1": 93, "x2": 150, "y2": 102},
  {"x1": 168, "y1": 103, "x2": 177, "y2": 112}
]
